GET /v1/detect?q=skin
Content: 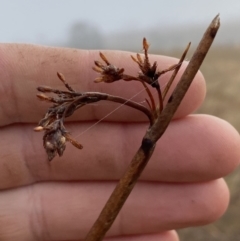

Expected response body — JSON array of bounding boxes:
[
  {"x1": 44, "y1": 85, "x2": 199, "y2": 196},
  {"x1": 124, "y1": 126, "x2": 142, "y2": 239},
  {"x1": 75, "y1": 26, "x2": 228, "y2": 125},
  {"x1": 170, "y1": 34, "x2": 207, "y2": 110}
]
[{"x1": 0, "y1": 44, "x2": 239, "y2": 241}]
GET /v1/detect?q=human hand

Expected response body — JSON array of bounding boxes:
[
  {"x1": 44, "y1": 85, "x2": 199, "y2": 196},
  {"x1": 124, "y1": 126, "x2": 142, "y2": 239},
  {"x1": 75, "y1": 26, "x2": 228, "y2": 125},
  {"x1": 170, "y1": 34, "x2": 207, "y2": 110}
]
[{"x1": 0, "y1": 44, "x2": 239, "y2": 241}]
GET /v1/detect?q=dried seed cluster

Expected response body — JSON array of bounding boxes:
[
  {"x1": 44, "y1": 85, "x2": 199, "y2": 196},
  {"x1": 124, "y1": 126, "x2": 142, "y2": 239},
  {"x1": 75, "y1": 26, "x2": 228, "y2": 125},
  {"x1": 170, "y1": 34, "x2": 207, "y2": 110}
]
[{"x1": 36, "y1": 38, "x2": 186, "y2": 161}]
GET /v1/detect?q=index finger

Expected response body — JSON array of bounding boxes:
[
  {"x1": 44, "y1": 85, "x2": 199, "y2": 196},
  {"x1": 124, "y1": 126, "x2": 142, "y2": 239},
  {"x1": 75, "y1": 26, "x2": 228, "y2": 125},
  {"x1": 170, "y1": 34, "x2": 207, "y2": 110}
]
[{"x1": 0, "y1": 44, "x2": 205, "y2": 126}]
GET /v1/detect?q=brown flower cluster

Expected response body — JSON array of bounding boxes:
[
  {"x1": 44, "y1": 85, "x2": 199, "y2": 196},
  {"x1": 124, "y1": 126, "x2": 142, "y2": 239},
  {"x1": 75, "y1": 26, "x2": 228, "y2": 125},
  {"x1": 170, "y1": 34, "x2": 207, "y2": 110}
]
[
  {"x1": 34, "y1": 73, "x2": 83, "y2": 161},
  {"x1": 93, "y1": 38, "x2": 178, "y2": 89},
  {"x1": 36, "y1": 38, "x2": 185, "y2": 161},
  {"x1": 93, "y1": 52, "x2": 125, "y2": 83}
]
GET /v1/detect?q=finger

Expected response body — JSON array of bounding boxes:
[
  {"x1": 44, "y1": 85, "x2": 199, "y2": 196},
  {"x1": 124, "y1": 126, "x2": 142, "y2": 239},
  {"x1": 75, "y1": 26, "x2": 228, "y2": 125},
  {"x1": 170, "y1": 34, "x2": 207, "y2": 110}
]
[
  {"x1": 0, "y1": 115, "x2": 239, "y2": 189},
  {"x1": 0, "y1": 44, "x2": 205, "y2": 126},
  {"x1": 0, "y1": 179, "x2": 228, "y2": 241},
  {"x1": 106, "y1": 231, "x2": 179, "y2": 241}
]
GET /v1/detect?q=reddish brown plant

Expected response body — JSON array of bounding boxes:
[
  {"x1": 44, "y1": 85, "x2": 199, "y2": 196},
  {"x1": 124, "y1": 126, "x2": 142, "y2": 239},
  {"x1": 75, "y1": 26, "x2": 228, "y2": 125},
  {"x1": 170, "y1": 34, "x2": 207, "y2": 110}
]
[{"x1": 35, "y1": 15, "x2": 220, "y2": 241}]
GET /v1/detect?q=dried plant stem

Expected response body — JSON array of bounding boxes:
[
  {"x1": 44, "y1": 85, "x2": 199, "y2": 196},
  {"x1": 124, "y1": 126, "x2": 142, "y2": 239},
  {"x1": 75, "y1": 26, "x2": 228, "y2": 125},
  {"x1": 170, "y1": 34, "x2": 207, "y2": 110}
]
[
  {"x1": 140, "y1": 81, "x2": 156, "y2": 112},
  {"x1": 147, "y1": 14, "x2": 220, "y2": 142},
  {"x1": 162, "y1": 42, "x2": 191, "y2": 100},
  {"x1": 65, "y1": 92, "x2": 154, "y2": 124},
  {"x1": 84, "y1": 15, "x2": 220, "y2": 241}
]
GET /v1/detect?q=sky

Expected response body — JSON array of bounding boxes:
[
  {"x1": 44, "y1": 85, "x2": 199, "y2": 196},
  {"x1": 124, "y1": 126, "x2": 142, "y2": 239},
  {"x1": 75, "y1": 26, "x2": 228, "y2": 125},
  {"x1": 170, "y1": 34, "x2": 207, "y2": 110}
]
[{"x1": 0, "y1": 0, "x2": 239, "y2": 45}]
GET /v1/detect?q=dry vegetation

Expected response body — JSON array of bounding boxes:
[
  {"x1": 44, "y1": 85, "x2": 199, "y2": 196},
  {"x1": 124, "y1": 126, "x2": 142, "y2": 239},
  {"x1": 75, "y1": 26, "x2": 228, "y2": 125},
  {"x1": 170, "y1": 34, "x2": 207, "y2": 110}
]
[{"x1": 163, "y1": 45, "x2": 240, "y2": 241}]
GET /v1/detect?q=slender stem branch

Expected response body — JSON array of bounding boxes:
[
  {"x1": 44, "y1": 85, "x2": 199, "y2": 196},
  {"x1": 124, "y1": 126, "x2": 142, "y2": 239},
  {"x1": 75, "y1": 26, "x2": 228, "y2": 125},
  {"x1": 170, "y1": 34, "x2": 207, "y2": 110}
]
[
  {"x1": 162, "y1": 42, "x2": 191, "y2": 100},
  {"x1": 157, "y1": 86, "x2": 163, "y2": 112},
  {"x1": 140, "y1": 81, "x2": 156, "y2": 111},
  {"x1": 70, "y1": 92, "x2": 154, "y2": 124},
  {"x1": 83, "y1": 14, "x2": 220, "y2": 241}
]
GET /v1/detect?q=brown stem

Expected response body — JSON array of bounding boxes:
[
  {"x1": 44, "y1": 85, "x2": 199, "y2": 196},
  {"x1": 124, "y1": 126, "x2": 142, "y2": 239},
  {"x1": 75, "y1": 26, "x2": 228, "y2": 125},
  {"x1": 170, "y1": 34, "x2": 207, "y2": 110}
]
[
  {"x1": 84, "y1": 143, "x2": 155, "y2": 241},
  {"x1": 63, "y1": 92, "x2": 154, "y2": 124},
  {"x1": 84, "y1": 15, "x2": 220, "y2": 241},
  {"x1": 148, "y1": 14, "x2": 220, "y2": 142},
  {"x1": 162, "y1": 42, "x2": 191, "y2": 101},
  {"x1": 140, "y1": 81, "x2": 156, "y2": 111},
  {"x1": 157, "y1": 86, "x2": 163, "y2": 112}
]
